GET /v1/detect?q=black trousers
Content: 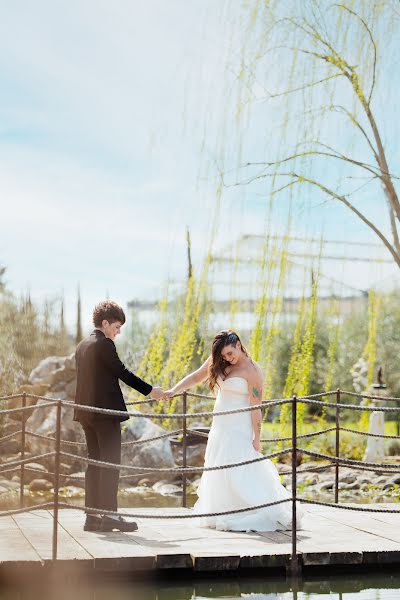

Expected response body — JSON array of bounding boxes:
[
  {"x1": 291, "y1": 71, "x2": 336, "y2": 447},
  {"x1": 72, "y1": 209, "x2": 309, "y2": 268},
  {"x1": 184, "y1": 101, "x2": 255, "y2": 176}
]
[{"x1": 81, "y1": 419, "x2": 121, "y2": 514}]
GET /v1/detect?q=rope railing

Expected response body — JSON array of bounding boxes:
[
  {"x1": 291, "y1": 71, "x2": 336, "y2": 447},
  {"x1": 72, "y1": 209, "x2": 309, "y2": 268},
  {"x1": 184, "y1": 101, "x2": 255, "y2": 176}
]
[
  {"x1": 24, "y1": 427, "x2": 184, "y2": 447},
  {"x1": 2, "y1": 387, "x2": 400, "y2": 574},
  {"x1": 58, "y1": 447, "x2": 293, "y2": 473}
]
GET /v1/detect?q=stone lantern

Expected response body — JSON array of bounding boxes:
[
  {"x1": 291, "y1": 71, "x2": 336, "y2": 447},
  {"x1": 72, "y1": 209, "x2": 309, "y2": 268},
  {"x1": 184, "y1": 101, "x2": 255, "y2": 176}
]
[{"x1": 363, "y1": 367, "x2": 387, "y2": 463}]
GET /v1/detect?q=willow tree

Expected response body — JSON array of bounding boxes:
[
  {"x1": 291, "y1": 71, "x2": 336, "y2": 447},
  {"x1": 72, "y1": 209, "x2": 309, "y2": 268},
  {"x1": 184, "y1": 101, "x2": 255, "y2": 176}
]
[{"x1": 235, "y1": 1, "x2": 400, "y2": 267}]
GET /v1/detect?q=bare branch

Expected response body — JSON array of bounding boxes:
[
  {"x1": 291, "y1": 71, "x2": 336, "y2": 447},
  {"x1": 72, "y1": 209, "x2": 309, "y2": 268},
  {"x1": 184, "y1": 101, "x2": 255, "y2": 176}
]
[
  {"x1": 387, "y1": 202, "x2": 400, "y2": 256},
  {"x1": 243, "y1": 147, "x2": 399, "y2": 181},
  {"x1": 234, "y1": 171, "x2": 400, "y2": 267},
  {"x1": 344, "y1": 175, "x2": 379, "y2": 197},
  {"x1": 329, "y1": 105, "x2": 379, "y2": 160},
  {"x1": 270, "y1": 73, "x2": 343, "y2": 98}
]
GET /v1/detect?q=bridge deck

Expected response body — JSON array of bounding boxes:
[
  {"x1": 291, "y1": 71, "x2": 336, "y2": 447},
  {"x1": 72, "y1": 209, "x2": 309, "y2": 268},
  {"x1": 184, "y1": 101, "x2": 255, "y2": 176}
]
[{"x1": 1, "y1": 504, "x2": 400, "y2": 577}]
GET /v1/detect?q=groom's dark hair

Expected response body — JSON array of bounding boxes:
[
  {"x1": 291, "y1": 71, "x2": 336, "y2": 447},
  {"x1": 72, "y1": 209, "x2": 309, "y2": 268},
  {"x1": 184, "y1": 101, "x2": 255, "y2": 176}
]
[{"x1": 93, "y1": 301, "x2": 126, "y2": 327}]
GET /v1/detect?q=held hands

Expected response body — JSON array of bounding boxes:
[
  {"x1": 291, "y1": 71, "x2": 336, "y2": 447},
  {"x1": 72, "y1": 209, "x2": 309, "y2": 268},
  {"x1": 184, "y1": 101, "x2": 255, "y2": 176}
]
[
  {"x1": 253, "y1": 438, "x2": 261, "y2": 453},
  {"x1": 150, "y1": 386, "x2": 177, "y2": 400},
  {"x1": 151, "y1": 386, "x2": 168, "y2": 400}
]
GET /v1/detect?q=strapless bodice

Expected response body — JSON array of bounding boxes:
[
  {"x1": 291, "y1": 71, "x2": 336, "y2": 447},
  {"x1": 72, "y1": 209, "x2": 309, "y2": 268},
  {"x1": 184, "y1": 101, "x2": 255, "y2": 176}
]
[
  {"x1": 218, "y1": 376, "x2": 249, "y2": 393},
  {"x1": 211, "y1": 376, "x2": 251, "y2": 435}
]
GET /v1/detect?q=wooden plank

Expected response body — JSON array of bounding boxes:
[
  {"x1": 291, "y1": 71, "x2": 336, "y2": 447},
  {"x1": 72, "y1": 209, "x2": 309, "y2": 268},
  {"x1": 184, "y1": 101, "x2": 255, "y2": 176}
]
[
  {"x1": 12, "y1": 510, "x2": 92, "y2": 563},
  {"x1": 0, "y1": 515, "x2": 41, "y2": 563},
  {"x1": 313, "y1": 507, "x2": 400, "y2": 546},
  {"x1": 2, "y1": 505, "x2": 400, "y2": 574},
  {"x1": 56, "y1": 510, "x2": 156, "y2": 572}
]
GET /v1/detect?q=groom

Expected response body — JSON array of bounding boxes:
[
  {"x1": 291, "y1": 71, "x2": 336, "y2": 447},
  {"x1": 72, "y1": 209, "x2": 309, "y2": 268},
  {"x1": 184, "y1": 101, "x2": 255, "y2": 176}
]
[{"x1": 74, "y1": 300, "x2": 166, "y2": 532}]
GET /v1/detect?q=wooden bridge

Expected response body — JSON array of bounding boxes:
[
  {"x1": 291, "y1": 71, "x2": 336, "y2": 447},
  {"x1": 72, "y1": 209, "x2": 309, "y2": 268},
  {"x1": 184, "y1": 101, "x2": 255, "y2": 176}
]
[
  {"x1": 2, "y1": 503, "x2": 400, "y2": 579},
  {"x1": 2, "y1": 388, "x2": 400, "y2": 580}
]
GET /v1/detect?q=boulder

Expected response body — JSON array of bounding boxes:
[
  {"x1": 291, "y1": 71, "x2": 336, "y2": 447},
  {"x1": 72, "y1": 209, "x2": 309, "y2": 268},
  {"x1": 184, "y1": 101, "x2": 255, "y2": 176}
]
[
  {"x1": 65, "y1": 380, "x2": 77, "y2": 399},
  {"x1": 25, "y1": 394, "x2": 85, "y2": 472},
  {"x1": 357, "y1": 476, "x2": 373, "y2": 485},
  {"x1": 317, "y1": 480, "x2": 335, "y2": 492},
  {"x1": 51, "y1": 366, "x2": 76, "y2": 387},
  {"x1": 1, "y1": 439, "x2": 20, "y2": 454},
  {"x1": 339, "y1": 473, "x2": 357, "y2": 485},
  {"x1": 0, "y1": 480, "x2": 19, "y2": 491},
  {"x1": 386, "y1": 474, "x2": 400, "y2": 486},
  {"x1": 23, "y1": 463, "x2": 50, "y2": 484},
  {"x1": 373, "y1": 475, "x2": 389, "y2": 485},
  {"x1": 121, "y1": 410, "x2": 176, "y2": 483},
  {"x1": 29, "y1": 479, "x2": 53, "y2": 492},
  {"x1": 152, "y1": 481, "x2": 182, "y2": 496},
  {"x1": 64, "y1": 354, "x2": 76, "y2": 371},
  {"x1": 64, "y1": 472, "x2": 85, "y2": 487},
  {"x1": 18, "y1": 383, "x2": 51, "y2": 399},
  {"x1": 6, "y1": 382, "x2": 51, "y2": 420},
  {"x1": 29, "y1": 356, "x2": 68, "y2": 386},
  {"x1": 340, "y1": 481, "x2": 360, "y2": 490}
]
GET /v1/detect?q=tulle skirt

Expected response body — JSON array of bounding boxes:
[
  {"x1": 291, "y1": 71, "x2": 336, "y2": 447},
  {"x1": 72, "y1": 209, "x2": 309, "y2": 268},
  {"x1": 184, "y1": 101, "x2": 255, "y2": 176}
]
[{"x1": 192, "y1": 423, "x2": 300, "y2": 532}]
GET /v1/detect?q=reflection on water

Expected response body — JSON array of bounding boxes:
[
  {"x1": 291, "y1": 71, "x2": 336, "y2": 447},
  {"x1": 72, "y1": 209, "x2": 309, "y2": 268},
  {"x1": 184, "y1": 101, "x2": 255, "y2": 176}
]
[{"x1": 2, "y1": 574, "x2": 400, "y2": 600}]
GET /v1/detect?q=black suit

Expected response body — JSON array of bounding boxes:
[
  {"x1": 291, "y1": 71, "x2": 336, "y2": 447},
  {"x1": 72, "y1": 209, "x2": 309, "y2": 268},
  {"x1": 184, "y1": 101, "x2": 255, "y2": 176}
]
[{"x1": 74, "y1": 329, "x2": 152, "y2": 513}]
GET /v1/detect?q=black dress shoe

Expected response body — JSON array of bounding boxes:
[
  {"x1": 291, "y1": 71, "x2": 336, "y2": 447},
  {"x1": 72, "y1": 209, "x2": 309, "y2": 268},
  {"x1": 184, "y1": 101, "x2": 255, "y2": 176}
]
[
  {"x1": 83, "y1": 514, "x2": 102, "y2": 531},
  {"x1": 100, "y1": 515, "x2": 138, "y2": 532}
]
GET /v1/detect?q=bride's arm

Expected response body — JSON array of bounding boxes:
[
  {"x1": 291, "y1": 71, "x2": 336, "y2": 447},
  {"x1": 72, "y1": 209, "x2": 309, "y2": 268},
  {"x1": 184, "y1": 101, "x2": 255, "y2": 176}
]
[
  {"x1": 168, "y1": 357, "x2": 210, "y2": 395},
  {"x1": 247, "y1": 366, "x2": 263, "y2": 452}
]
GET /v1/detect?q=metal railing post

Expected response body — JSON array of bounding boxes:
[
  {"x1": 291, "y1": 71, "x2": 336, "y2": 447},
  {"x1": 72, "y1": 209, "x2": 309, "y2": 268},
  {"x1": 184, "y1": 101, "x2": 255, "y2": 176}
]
[
  {"x1": 182, "y1": 392, "x2": 187, "y2": 508},
  {"x1": 19, "y1": 392, "x2": 26, "y2": 509},
  {"x1": 52, "y1": 400, "x2": 62, "y2": 562},
  {"x1": 291, "y1": 395, "x2": 299, "y2": 576},
  {"x1": 335, "y1": 389, "x2": 340, "y2": 504}
]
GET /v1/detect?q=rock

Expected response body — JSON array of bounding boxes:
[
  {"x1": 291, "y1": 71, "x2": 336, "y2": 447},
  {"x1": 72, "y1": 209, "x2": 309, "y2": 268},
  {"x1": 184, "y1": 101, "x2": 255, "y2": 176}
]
[
  {"x1": 386, "y1": 474, "x2": 400, "y2": 486},
  {"x1": 7, "y1": 383, "x2": 50, "y2": 420},
  {"x1": 189, "y1": 478, "x2": 201, "y2": 492},
  {"x1": 304, "y1": 475, "x2": 319, "y2": 486},
  {"x1": 357, "y1": 476, "x2": 373, "y2": 485},
  {"x1": 18, "y1": 383, "x2": 51, "y2": 399},
  {"x1": 152, "y1": 481, "x2": 182, "y2": 495},
  {"x1": 51, "y1": 366, "x2": 75, "y2": 387},
  {"x1": 340, "y1": 481, "x2": 360, "y2": 490},
  {"x1": 64, "y1": 472, "x2": 85, "y2": 487},
  {"x1": 185, "y1": 445, "x2": 206, "y2": 467},
  {"x1": 317, "y1": 480, "x2": 335, "y2": 492},
  {"x1": 29, "y1": 356, "x2": 67, "y2": 385},
  {"x1": 29, "y1": 479, "x2": 52, "y2": 492},
  {"x1": 25, "y1": 394, "x2": 85, "y2": 464},
  {"x1": 121, "y1": 410, "x2": 176, "y2": 483},
  {"x1": 123, "y1": 486, "x2": 151, "y2": 495},
  {"x1": 339, "y1": 473, "x2": 357, "y2": 484},
  {"x1": 1, "y1": 439, "x2": 20, "y2": 454},
  {"x1": 374, "y1": 475, "x2": 389, "y2": 485},
  {"x1": 64, "y1": 354, "x2": 76, "y2": 371},
  {"x1": 0, "y1": 478, "x2": 19, "y2": 492},
  {"x1": 23, "y1": 463, "x2": 50, "y2": 484},
  {"x1": 65, "y1": 380, "x2": 77, "y2": 399},
  {"x1": 137, "y1": 478, "x2": 151, "y2": 487}
]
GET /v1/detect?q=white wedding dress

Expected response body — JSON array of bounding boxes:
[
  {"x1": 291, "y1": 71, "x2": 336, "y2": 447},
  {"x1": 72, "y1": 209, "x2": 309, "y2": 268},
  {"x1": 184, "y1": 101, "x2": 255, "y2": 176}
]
[{"x1": 192, "y1": 376, "x2": 297, "y2": 532}]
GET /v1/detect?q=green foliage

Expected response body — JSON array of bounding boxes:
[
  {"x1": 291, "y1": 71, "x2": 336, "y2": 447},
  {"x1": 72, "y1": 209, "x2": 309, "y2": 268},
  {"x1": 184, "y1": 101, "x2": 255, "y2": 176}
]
[{"x1": 0, "y1": 289, "x2": 72, "y2": 395}]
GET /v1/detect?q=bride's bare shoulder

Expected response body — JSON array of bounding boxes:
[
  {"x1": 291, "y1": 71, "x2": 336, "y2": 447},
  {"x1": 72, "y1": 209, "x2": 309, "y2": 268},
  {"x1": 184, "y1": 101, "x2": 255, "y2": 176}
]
[{"x1": 246, "y1": 358, "x2": 263, "y2": 380}]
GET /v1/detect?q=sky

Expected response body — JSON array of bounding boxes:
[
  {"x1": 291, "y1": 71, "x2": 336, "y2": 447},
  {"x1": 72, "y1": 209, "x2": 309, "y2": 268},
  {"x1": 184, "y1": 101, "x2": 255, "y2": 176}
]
[{"x1": 0, "y1": 0, "x2": 399, "y2": 333}]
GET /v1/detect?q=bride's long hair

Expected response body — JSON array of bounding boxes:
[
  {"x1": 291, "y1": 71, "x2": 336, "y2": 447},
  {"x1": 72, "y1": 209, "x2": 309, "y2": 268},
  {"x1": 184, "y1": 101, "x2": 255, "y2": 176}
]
[{"x1": 208, "y1": 330, "x2": 249, "y2": 392}]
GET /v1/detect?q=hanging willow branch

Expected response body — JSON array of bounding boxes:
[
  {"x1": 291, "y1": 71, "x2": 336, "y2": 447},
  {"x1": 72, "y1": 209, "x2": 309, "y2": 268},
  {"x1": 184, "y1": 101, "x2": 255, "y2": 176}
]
[
  {"x1": 238, "y1": 3, "x2": 400, "y2": 264},
  {"x1": 232, "y1": 170, "x2": 400, "y2": 268}
]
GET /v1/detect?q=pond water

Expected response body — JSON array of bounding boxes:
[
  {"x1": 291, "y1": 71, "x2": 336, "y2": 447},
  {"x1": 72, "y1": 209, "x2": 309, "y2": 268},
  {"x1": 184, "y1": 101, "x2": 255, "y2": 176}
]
[{"x1": 2, "y1": 573, "x2": 400, "y2": 599}]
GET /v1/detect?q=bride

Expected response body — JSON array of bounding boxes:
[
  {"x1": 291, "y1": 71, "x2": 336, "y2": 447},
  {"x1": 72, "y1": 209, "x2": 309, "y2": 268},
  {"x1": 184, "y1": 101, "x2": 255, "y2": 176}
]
[{"x1": 167, "y1": 330, "x2": 298, "y2": 532}]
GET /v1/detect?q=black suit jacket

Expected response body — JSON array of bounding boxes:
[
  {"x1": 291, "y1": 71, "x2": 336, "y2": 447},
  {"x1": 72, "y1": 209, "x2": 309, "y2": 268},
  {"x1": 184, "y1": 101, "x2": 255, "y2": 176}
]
[{"x1": 74, "y1": 329, "x2": 152, "y2": 423}]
